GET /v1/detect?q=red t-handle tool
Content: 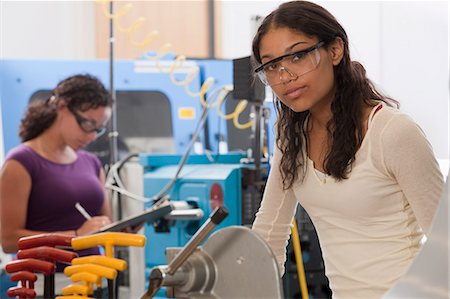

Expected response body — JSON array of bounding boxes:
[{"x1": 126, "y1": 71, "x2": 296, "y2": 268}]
[
  {"x1": 6, "y1": 286, "x2": 36, "y2": 299},
  {"x1": 8, "y1": 271, "x2": 38, "y2": 299},
  {"x1": 6, "y1": 259, "x2": 54, "y2": 299},
  {"x1": 16, "y1": 234, "x2": 76, "y2": 299},
  {"x1": 18, "y1": 234, "x2": 73, "y2": 250}
]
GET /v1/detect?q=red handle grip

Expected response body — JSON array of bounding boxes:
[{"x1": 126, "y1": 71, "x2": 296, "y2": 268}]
[
  {"x1": 18, "y1": 234, "x2": 73, "y2": 250},
  {"x1": 10, "y1": 271, "x2": 38, "y2": 283},
  {"x1": 17, "y1": 246, "x2": 78, "y2": 264},
  {"x1": 7, "y1": 286, "x2": 36, "y2": 299},
  {"x1": 5, "y1": 258, "x2": 55, "y2": 275}
]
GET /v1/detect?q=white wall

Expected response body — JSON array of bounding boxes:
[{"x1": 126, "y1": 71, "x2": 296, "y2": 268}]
[
  {"x1": 220, "y1": 0, "x2": 449, "y2": 161},
  {"x1": 0, "y1": 1, "x2": 96, "y2": 59}
]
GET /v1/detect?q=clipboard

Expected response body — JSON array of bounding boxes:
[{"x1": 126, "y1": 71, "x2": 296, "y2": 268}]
[{"x1": 95, "y1": 201, "x2": 173, "y2": 233}]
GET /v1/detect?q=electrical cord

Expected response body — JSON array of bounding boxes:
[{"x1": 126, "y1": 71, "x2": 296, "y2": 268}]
[
  {"x1": 292, "y1": 219, "x2": 309, "y2": 299},
  {"x1": 151, "y1": 103, "x2": 210, "y2": 205},
  {"x1": 104, "y1": 90, "x2": 216, "y2": 207}
]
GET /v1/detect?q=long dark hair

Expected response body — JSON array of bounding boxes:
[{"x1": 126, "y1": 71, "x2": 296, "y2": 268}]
[
  {"x1": 19, "y1": 74, "x2": 113, "y2": 142},
  {"x1": 252, "y1": 1, "x2": 398, "y2": 189}
]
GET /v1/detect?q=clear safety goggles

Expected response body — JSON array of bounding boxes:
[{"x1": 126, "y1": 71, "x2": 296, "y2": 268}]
[{"x1": 255, "y1": 41, "x2": 325, "y2": 86}]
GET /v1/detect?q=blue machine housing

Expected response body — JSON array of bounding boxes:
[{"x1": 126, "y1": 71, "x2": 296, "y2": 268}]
[
  {"x1": 139, "y1": 153, "x2": 267, "y2": 298},
  {"x1": 0, "y1": 59, "x2": 200, "y2": 155}
]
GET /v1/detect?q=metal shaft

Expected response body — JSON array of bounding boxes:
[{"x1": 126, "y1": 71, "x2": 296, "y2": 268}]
[{"x1": 166, "y1": 206, "x2": 228, "y2": 275}]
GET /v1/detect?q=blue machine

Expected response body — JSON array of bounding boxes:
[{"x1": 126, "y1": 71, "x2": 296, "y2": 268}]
[{"x1": 139, "y1": 153, "x2": 268, "y2": 298}]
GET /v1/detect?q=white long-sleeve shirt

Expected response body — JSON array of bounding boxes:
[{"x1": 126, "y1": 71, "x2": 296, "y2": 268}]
[{"x1": 253, "y1": 103, "x2": 444, "y2": 299}]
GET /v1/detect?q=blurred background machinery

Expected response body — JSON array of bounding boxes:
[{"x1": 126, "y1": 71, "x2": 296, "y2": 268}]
[{"x1": 0, "y1": 57, "x2": 330, "y2": 298}]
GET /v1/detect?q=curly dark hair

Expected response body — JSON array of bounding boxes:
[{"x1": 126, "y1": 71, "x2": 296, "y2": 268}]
[
  {"x1": 19, "y1": 74, "x2": 113, "y2": 142},
  {"x1": 252, "y1": 1, "x2": 398, "y2": 189}
]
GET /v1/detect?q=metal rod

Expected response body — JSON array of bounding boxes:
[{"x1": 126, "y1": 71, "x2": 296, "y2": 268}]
[
  {"x1": 207, "y1": 0, "x2": 215, "y2": 58},
  {"x1": 166, "y1": 206, "x2": 228, "y2": 275},
  {"x1": 108, "y1": 279, "x2": 115, "y2": 299},
  {"x1": 108, "y1": 0, "x2": 118, "y2": 166},
  {"x1": 43, "y1": 274, "x2": 54, "y2": 299},
  {"x1": 107, "y1": 4, "x2": 119, "y2": 299},
  {"x1": 253, "y1": 103, "x2": 262, "y2": 171}
]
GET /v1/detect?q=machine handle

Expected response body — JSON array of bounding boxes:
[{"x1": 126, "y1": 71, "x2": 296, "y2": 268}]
[
  {"x1": 165, "y1": 209, "x2": 204, "y2": 221},
  {"x1": 17, "y1": 246, "x2": 78, "y2": 264},
  {"x1": 166, "y1": 206, "x2": 228, "y2": 275},
  {"x1": 210, "y1": 205, "x2": 229, "y2": 225},
  {"x1": 142, "y1": 206, "x2": 228, "y2": 299},
  {"x1": 18, "y1": 234, "x2": 73, "y2": 250}
]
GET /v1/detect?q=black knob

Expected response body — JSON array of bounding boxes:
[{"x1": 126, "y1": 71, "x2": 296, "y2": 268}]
[{"x1": 210, "y1": 206, "x2": 229, "y2": 225}]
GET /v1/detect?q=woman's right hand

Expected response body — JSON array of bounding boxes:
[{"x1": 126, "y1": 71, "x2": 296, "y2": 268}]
[{"x1": 76, "y1": 216, "x2": 111, "y2": 236}]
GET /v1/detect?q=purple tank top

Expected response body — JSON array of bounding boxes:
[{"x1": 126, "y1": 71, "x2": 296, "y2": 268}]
[{"x1": 5, "y1": 144, "x2": 105, "y2": 267}]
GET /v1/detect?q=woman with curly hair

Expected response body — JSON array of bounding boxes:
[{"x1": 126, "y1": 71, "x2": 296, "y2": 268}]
[
  {"x1": 251, "y1": 1, "x2": 444, "y2": 298},
  {"x1": 0, "y1": 74, "x2": 113, "y2": 256}
]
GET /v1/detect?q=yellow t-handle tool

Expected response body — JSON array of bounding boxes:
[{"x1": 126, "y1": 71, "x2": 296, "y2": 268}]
[
  {"x1": 72, "y1": 255, "x2": 127, "y2": 271},
  {"x1": 64, "y1": 264, "x2": 117, "y2": 280},
  {"x1": 70, "y1": 272, "x2": 102, "y2": 294},
  {"x1": 55, "y1": 296, "x2": 93, "y2": 299},
  {"x1": 71, "y1": 256, "x2": 126, "y2": 296},
  {"x1": 71, "y1": 232, "x2": 146, "y2": 257},
  {"x1": 61, "y1": 284, "x2": 89, "y2": 296}
]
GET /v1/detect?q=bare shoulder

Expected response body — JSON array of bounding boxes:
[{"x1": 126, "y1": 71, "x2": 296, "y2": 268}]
[{"x1": 1, "y1": 159, "x2": 31, "y2": 182}]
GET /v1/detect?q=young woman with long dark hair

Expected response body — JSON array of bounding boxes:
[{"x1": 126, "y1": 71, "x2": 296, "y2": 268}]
[{"x1": 251, "y1": 2, "x2": 444, "y2": 298}]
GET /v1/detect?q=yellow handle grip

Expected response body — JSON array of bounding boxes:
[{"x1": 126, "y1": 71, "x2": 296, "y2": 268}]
[
  {"x1": 61, "y1": 284, "x2": 89, "y2": 296},
  {"x1": 56, "y1": 296, "x2": 93, "y2": 299},
  {"x1": 64, "y1": 264, "x2": 117, "y2": 280},
  {"x1": 72, "y1": 232, "x2": 146, "y2": 257},
  {"x1": 71, "y1": 271, "x2": 102, "y2": 292},
  {"x1": 72, "y1": 255, "x2": 127, "y2": 271},
  {"x1": 71, "y1": 271, "x2": 101, "y2": 285}
]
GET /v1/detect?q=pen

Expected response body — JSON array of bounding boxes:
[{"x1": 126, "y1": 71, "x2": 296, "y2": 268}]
[{"x1": 75, "y1": 202, "x2": 92, "y2": 220}]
